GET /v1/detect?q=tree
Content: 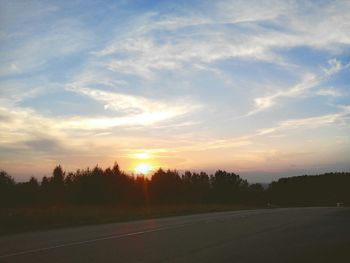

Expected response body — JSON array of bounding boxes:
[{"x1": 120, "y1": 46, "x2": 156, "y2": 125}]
[
  {"x1": 150, "y1": 169, "x2": 183, "y2": 203},
  {"x1": 0, "y1": 170, "x2": 15, "y2": 207},
  {"x1": 211, "y1": 170, "x2": 247, "y2": 203}
]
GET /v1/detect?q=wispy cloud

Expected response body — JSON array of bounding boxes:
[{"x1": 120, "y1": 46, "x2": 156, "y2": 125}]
[
  {"x1": 248, "y1": 58, "x2": 348, "y2": 116},
  {"x1": 257, "y1": 106, "x2": 350, "y2": 136},
  {"x1": 323, "y1": 58, "x2": 343, "y2": 76},
  {"x1": 90, "y1": 1, "x2": 350, "y2": 81},
  {"x1": 316, "y1": 88, "x2": 343, "y2": 97},
  {"x1": 248, "y1": 73, "x2": 318, "y2": 116},
  {"x1": 65, "y1": 80, "x2": 199, "y2": 127},
  {"x1": 58, "y1": 110, "x2": 190, "y2": 131}
]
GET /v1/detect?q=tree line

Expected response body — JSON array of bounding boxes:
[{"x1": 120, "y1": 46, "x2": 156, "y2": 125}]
[{"x1": 1, "y1": 163, "x2": 349, "y2": 207}]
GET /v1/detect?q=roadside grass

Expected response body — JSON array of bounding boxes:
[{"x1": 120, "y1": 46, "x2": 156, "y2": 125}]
[{"x1": 0, "y1": 204, "x2": 259, "y2": 235}]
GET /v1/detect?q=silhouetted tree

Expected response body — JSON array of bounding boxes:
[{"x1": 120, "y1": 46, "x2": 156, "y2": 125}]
[
  {"x1": 15, "y1": 177, "x2": 40, "y2": 205},
  {"x1": 1, "y1": 164, "x2": 349, "y2": 207},
  {"x1": 150, "y1": 169, "x2": 183, "y2": 204},
  {"x1": 210, "y1": 170, "x2": 248, "y2": 203},
  {"x1": 245, "y1": 183, "x2": 265, "y2": 205},
  {"x1": 47, "y1": 165, "x2": 66, "y2": 203},
  {"x1": 0, "y1": 170, "x2": 15, "y2": 207},
  {"x1": 267, "y1": 173, "x2": 350, "y2": 206}
]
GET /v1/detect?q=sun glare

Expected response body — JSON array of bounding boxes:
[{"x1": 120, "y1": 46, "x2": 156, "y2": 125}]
[
  {"x1": 134, "y1": 152, "x2": 150, "y2": 159},
  {"x1": 134, "y1": 163, "x2": 153, "y2": 174}
]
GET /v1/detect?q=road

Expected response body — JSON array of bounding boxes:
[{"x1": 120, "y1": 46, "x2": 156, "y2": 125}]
[{"x1": 0, "y1": 207, "x2": 349, "y2": 262}]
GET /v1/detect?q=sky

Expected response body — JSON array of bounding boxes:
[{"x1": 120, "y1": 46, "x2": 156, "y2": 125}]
[{"x1": 0, "y1": 0, "x2": 350, "y2": 182}]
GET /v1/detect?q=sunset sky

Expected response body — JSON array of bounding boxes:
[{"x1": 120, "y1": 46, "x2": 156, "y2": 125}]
[{"x1": 1, "y1": 0, "x2": 349, "y2": 182}]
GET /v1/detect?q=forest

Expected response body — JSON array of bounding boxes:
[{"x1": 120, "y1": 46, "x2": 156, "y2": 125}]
[{"x1": 1, "y1": 163, "x2": 349, "y2": 208}]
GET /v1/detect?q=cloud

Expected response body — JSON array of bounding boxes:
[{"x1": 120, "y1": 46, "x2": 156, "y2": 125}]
[
  {"x1": 0, "y1": 78, "x2": 59, "y2": 104},
  {"x1": 0, "y1": 1, "x2": 59, "y2": 28},
  {"x1": 57, "y1": 110, "x2": 189, "y2": 131},
  {"x1": 89, "y1": 1, "x2": 350, "y2": 81},
  {"x1": 247, "y1": 73, "x2": 318, "y2": 115},
  {"x1": 257, "y1": 106, "x2": 350, "y2": 136},
  {"x1": 65, "y1": 81, "x2": 198, "y2": 127},
  {"x1": 165, "y1": 104, "x2": 350, "y2": 153},
  {"x1": 25, "y1": 138, "x2": 64, "y2": 153},
  {"x1": 316, "y1": 88, "x2": 343, "y2": 97},
  {"x1": 67, "y1": 84, "x2": 173, "y2": 114},
  {"x1": 247, "y1": 58, "x2": 349, "y2": 116},
  {"x1": 323, "y1": 58, "x2": 343, "y2": 76},
  {"x1": 0, "y1": 106, "x2": 62, "y2": 145},
  {"x1": 0, "y1": 14, "x2": 91, "y2": 77},
  {"x1": 98, "y1": 31, "x2": 279, "y2": 80}
]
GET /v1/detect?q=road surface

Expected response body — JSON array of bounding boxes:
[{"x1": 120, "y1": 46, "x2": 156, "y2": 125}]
[{"x1": 0, "y1": 207, "x2": 349, "y2": 262}]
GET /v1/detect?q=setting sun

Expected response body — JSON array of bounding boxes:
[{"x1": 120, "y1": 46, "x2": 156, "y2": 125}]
[{"x1": 134, "y1": 163, "x2": 153, "y2": 175}]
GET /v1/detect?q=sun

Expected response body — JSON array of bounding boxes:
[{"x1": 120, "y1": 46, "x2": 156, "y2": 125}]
[{"x1": 134, "y1": 163, "x2": 153, "y2": 175}]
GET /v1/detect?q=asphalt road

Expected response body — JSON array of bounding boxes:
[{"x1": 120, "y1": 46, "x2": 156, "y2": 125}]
[{"x1": 0, "y1": 207, "x2": 349, "y2": 262}]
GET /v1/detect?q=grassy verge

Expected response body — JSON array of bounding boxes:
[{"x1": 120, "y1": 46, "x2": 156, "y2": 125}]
[{"x1": 0, "y1": 204, "x2": 260, "y2": 236}]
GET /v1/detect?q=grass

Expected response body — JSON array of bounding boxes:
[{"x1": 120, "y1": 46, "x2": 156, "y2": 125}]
[{"x1": 0, "y1": 204, "x2": 259, "y2": 236}]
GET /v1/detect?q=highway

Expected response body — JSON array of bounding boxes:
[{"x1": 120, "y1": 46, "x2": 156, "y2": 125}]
[{"x1": 0, "y1": 207, "x2": 349, "y2": 262}]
